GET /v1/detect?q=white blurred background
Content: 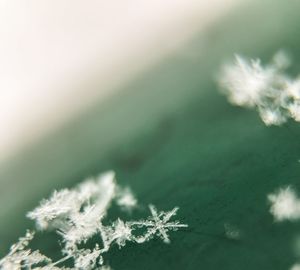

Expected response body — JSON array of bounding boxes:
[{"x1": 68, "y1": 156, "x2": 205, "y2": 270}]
[{"x1": 0, "y1": 0, "x2": 242, "y2": 165}]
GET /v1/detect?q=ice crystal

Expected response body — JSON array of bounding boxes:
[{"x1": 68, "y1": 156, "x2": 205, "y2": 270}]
[
  {"x1": 73, "y1": 246, "x2": 101, "y2": 270},
  {"x1": 115, "y1": 186, "x2": 137, "y2": 212},
  {"x1": 0, "y1": 231, "x2": 52, "y2": 270},
  {"x1": 219, "y1": 50, "x2": 300, "y2": 125},
  {"x1": 268, "y1": 186, "x2": 300, "y2": 221},
  {"x1": 129, "y1": 205, "x2": 187, "y2": 244},
  {"x1": 268, "y1": 186, "x2": 300, "y2": 269},
  {"x1": 0, "y1": 171, "x2": 187, "y2": 269}
]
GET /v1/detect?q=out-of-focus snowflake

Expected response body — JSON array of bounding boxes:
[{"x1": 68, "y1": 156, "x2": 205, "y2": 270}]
[
  {"x1": 224, "y1": 223, "x2": 241, "y2": 240},
  {"x1": 268, "y1": 186, "x2": 300, "y2": 221},
  {"x1": 0, "y1": 171, "x2": 187, "y2": 269},
  {"x1": 219, "y1": 50, "x2": 300, "y2": 126},
  {"x1": 268, "y1": 186, "x2": 300, "y2": 269},
  {"x1": 116, "y1": 186, "x2": 137, "y2": 212}
]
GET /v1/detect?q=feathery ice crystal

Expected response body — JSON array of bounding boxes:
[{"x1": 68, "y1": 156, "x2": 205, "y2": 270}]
[
  {"x1": 0, "y1": 171, "x2": 187, "y2": 270},
  {"x1": 218, "y1": 50, "x2": 300, "y2": 126}
]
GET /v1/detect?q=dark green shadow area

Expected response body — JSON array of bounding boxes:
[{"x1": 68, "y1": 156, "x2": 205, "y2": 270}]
[{"x1": 1, "y1": 1, "x2": 300, "y2": 269}]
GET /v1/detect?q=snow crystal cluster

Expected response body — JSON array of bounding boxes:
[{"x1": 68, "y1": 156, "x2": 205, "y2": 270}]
[
  {"x1": 219, "y1": 51, "x2": 300, "y2": 126},
  {"x1": 0, "y1": 171, "x2": 187, "y2": 270}
]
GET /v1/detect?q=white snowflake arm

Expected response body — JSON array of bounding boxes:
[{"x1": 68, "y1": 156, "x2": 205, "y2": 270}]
[{"x1": 128, "y1": 205, "x2": 188, "y2": 244}]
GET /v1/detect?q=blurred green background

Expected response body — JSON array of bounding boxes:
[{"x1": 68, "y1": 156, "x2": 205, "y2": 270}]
[{"x1": 2, "y1": 1, "x2": 300, "y2": 269}]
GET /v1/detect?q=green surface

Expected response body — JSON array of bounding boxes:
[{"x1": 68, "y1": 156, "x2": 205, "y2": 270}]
[{"x1": 2, "y1": 1, "x2": 300, "y2": 269}]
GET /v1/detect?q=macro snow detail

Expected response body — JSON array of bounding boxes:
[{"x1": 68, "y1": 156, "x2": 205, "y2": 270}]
[
  {"x1": 0, "y1": 171, "x2": 187, "y2": 270},
  {"x1": 218, "y1": 51, "x2": 300, "y2": 126}
]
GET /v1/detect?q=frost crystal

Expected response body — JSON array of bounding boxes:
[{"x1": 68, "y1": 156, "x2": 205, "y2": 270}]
[
  {"x1": 219, "y1": 51, "x2": 300, "y2": 125},
  {"x1": 268, "y1": 186, "x2": 300, "y2": 221},
  {"x1": 129, "y1": 205, "x2": 187, "y2": 244},
  {"x1": 268, "y1": 186, "x2": 300, "y2": 268},
  {"x1": 115, "y1": 186, "x2": 137, "y2": 211},
  {"x1": 0, "y1": 171, "x2": 187, "y2": 269},
  {"x1": 0, "y1": 231, "x2": 52, "y2": 270}
]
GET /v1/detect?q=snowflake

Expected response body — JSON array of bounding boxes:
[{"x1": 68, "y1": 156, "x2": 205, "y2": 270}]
[
  {"x1": 268, "y1": 186, "x2": 300, "y2": 268},
  {"x1": 218, "y1": 50, "x2": 300, "y2": 126},
  {"x1": 129, "y1": 205, "x2": 188, "y2": 244},
  {"x1": 115, "y1": 186, "x2": 137, "y2": 212},
  {"x1": 0, "y1": 171, "x2": 187, "y2": 269},
  {"x1": 268, "y1": 186, "x2": 300, "y2": 222},
  {"x1": 219, "y1": 55, "x2": 274, "y2": 107}
]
